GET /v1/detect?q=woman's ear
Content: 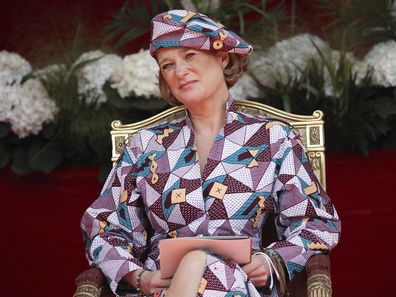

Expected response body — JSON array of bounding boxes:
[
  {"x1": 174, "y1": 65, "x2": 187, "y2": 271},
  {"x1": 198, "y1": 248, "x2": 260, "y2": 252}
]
[{"x1": 217, "y1": 52, "x2": 230, "y2": 69}]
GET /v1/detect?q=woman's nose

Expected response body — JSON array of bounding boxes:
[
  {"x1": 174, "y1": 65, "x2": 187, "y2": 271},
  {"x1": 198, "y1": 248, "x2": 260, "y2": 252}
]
[{"x1": 175, "y1": 61, "x2": 188, "y2": 78}]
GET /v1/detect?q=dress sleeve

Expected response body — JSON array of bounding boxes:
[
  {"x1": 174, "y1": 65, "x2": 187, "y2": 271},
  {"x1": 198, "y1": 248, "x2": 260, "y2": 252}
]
[
  {"x1": 267, "y1": 122, "x2": 341, "y2": 282},
  {"x1": 80, "y1": 139, "x2": 150, "y2": 293}
]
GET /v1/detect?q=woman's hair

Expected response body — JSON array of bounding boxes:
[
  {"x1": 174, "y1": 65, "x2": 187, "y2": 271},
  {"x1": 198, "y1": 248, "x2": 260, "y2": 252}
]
[{"x1": 158, "y1": 53, "x2": 249, "y2": 106}]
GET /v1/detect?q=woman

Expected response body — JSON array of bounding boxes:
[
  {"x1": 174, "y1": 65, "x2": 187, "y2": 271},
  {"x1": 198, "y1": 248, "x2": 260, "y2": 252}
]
[{"x1": 81, "y1": 10, "x2": 341, "y2": 297}]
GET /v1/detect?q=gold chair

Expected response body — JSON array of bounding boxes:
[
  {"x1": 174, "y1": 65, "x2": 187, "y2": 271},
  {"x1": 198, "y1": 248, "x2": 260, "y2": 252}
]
[{"x1": 74, "y1": 99, "x2": 331, "y2": 297}]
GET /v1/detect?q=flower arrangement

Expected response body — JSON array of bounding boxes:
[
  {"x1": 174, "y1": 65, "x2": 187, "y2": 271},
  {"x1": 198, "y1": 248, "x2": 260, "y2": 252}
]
[
  {"x1": 0, "y1": 48, "x2": 166, "y2": 174},
  {"x1": 229, "y1": 73, "x2": 260, "y2": 99},
  {"x1": 0, "y1": 50, "x2": 31, "y2": 85},
  {"x1": 250, "y1": 34, "x2": 331, "y2": 88},
  {"x1": 248, "y1": 33, "x2": 396, "y2": 154},
  {"x1": 112, "y1": 49, "x2": 160, "y2": 99},
  {"x1": 73, "y1": 50, "x2": 124, "y2": 105},
  {"x1": 2, "y1": 0, "x2": 396, "y2": 175},
  {"x1": 0, "y1": 51, "x2": 58, "y2": 138},
  {"x1": 363, "y1": 40, "x2": 396, "y2": 87},
  {"x1": 1, "y1": 79, "x2": 58, "y2": 138}
]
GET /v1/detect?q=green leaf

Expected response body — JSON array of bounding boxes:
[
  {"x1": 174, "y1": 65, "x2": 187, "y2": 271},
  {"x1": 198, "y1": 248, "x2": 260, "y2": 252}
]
[
  {"x1": 28, "y1": 142, "x2": 63, "y2": 173},
  {"x1": 40, "y1": 124, "x2": 58, "y2": 140},
  {"x1": 12, "y1": 147, "x2": 33, "y2": 175},
  {"x1": 128, "y1": 97, "x2": 169, "y2": 111},
  {"x1": 315, "y1": 0, "x2": 396, "y2": 50},
  {"x1": 104, "y1": 1, "x2": 167, "y2": 49},
  {"x1": 0, "y1": 143, "x2": 10, "y2": 169},
  {"x1": 375, "y1": 96, "x2": 396, "y2": 119},
  {"x1": 0, "y1": 123, "x2": 10, "y2": 138},
  {"x1": 382, "y1": 128, "x2": 396, "y2": 150}
]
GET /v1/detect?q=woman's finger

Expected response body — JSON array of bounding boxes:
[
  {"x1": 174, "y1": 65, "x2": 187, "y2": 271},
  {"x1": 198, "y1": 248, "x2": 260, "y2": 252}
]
[
  {"x1": 242, "y1": 257, "x2": 263, "y2": 275},
  {"x1": 248, "y1": 268, "x2": 268, "y2": 279},
  {"x1": 241, "y1": 261, "x2": 257, "y2": 275}
]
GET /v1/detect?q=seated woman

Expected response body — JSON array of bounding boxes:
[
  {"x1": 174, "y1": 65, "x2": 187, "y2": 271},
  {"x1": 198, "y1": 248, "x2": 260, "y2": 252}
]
[{"x1": 81, "y1": 9, "x2": 341, "y2": 297}]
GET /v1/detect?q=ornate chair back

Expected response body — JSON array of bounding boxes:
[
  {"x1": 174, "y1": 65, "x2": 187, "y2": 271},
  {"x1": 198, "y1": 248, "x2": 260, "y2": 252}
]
[{"x1": 111, "y1": 99, "x2": 327, "y2": 189}]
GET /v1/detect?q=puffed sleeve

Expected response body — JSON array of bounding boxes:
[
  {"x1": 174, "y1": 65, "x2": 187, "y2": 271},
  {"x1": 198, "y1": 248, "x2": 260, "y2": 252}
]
[
  {"x1": 267, "y1": 122, "x2": 341, "y2": 282},
  {"x1": 80, "y1": 136, "x2": 150, "y2": 293}
]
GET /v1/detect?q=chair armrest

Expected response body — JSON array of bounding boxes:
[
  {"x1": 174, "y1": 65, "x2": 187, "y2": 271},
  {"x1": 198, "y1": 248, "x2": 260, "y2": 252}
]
[
  {"x1": 74, "y1": 267, "x2": 114, "y2": 297},
  {"x1": 306, "y1": 254, "x2": 332, "y2": 297}
]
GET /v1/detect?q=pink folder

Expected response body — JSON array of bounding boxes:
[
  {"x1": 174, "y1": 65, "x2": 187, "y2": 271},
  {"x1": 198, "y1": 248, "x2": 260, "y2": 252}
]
[{"x1": 159, "y1": 235, "x2": 252, "y2": 278}]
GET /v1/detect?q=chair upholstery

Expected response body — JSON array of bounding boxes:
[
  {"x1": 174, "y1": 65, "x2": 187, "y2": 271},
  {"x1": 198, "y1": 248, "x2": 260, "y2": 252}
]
[{"x1": 74, "y1": 99, "x2": 331, "y2": 297}]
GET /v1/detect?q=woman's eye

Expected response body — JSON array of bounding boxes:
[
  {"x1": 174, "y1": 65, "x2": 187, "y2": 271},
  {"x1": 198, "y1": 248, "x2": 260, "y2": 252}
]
[
  {"x1": 185, "y1": 52, "x2": 195, "y2": 60},
  {"x1": 162, "y1": 63, "x2": 173, "y2": 70}
]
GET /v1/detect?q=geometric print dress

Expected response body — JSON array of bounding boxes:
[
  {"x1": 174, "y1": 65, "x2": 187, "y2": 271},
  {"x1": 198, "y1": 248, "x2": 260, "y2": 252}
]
[{"x1": 81, "y1": 96, "x2": 341, "y2": 296}]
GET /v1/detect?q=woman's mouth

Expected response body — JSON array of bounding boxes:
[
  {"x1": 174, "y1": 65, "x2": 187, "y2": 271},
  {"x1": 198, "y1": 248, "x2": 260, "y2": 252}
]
[{"x1": 179, "y1": 80, "x2": 197, "y2": 90}]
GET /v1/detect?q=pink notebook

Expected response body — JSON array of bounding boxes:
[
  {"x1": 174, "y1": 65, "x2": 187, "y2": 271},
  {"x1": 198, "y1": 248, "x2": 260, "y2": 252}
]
[{"x1": 159, "y1": 235, "x2": 252, "y2": 278}]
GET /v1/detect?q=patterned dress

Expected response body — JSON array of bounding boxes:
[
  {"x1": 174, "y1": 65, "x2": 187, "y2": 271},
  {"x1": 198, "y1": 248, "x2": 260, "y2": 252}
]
[{"x1": 81, "y1": 97, "x2": 341, "y2": 296}]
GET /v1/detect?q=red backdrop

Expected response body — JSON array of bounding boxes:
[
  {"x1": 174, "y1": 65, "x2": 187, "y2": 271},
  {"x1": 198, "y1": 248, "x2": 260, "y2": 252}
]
[
  {"x1": 0, "y1": 0, "x2": 324, "y2": 64},
  {"x1": 2, "y1": 150, "x2": 396, "y2": 296}
]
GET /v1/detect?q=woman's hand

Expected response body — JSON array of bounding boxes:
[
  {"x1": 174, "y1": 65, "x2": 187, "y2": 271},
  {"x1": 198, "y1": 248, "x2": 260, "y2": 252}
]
[
  {"x1": 139, "y1": 270, "x2": 171, "y2": 295},
  {"x1": 123, "y1": 269, "x2": 171, "y2": 295},
  {"x1": 241, "y1": 254, "x2": 271, "y2": 287}
]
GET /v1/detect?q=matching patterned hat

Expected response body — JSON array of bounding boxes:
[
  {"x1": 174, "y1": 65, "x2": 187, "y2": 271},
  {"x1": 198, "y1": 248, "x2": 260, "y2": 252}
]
[{"x1": 150, "y1": 10, "x2": 253, "y2": 57}]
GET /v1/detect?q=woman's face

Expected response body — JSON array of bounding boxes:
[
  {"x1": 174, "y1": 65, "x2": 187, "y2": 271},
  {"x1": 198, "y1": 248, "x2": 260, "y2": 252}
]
[{"x1": 157, "y1": 47, "x2": 229, "y2": 106}]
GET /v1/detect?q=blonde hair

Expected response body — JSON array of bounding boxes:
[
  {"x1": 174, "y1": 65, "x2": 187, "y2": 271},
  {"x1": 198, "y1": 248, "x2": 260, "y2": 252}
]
[{"x1": 158, "y1": 53, "x2": 249, "y2": 106}]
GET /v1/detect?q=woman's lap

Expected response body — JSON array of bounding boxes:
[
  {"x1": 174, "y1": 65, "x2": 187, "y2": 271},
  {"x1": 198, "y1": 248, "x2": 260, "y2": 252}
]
[{"x1": 153, "y1": 251, "x2": 262, "y2": 297}]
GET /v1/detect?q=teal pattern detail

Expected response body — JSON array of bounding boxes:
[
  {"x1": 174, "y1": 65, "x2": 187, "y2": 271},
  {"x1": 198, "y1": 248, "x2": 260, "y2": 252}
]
[
  {"x1": 282, "y1": 124, "x2": 293, "y2": 135},
  {"x1": 148, "y1": 123, "x2": 180, "y2": 135},
  {"x1": 301, "y1": 237, "x2": 312, "y2": 250},
  {"x1": 202, "y1": 175, "x2": 227, "y2": 200},
  {"x1": 161, "y1": 180, "x2": 181, "y2": 220},
  {"x1": 215, "y1": 134, "x2": 224, "y2": 142},
  {"x1": 187, "y1": 24, "x2": 219, "y2": 36},
  {"x1": 173, "y1": 145, "x2": 197, "y2": 171},
  {"x1": 152, "y1": 41, "x2": 180, "y2": 50},
  {"x1": 225, "y1": 291, "x2": 246, "y2": 297},
  {"x1": 231, "y1": 192, "x2": 271, "y2": 220},
  {"x1": 286, "y1": 261, "x2": 305, "y2": 279},
  {"x1": 117, "y1": 149, "x2": 133, "y2": 168},
  {"x1": 117, "y1": 203, "x2": 133, "y2": 230},
  {"x1": 223, "y1": 145, "x2": 269, "y2": 165},
  {"x1": 92, "y1": 246, "x2": 103, "y2": 262},
  {"x1": 100, "y1": 188, "x2": 112, "y2": 199},
  {"x1": 136, "y1": 151, "x2": 165, "y2": 177}
]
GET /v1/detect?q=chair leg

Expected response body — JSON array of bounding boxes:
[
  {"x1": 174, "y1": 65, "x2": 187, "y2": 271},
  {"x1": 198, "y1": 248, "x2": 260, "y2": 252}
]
[
  {"x1": 306, "y1": 254, "x2": 332, "y2": 297},
  {"x1": 74, "y1": 267, "x2": 114, "y2": 297},
  {"x1": 307, "y1": 274, "x2": 332, "y2": 297},
  {"x1": 73, "y1": 284, "x2": 101, "y2": 297}
]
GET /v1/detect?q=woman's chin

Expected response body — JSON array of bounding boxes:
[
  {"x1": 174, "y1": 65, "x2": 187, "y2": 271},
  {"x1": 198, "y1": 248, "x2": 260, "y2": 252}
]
[{"x1": 175, "y1": 92, "x2": 205, "y2": 106}]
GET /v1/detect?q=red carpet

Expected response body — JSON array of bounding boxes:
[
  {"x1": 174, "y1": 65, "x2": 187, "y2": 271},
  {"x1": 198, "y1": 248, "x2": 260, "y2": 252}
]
[
  {"x1": 1, "y1": 150, "x2": 395, "y2": 297},
  {"x1": 326, "y1": 150, "x2": 396, "y2": 297}
]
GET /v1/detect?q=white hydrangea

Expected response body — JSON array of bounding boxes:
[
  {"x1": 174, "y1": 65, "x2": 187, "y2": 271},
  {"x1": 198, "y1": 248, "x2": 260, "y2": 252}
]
[
  {"x1": 321, "y1": 50, "x2": 361, "y2": 97},
  {"x1": 345, "y1": 57, "x2": 369, "y2": 88},
  {"x1": 74, "y1": 50, "x2": 123, "y2": 105},
  {"x1": 0, "y1": 84, "x2": 18, "y2": 123},
  {"x1": 250, "y1": 34, "x2": 369, "y2": 97},
  {"x1": 0, "y1": 79, "x2": 58, "y2": 138},
  {"x1": 0, "y1": 50, "x2": 32, "y2": 85},
  {"x1": 33, "y1": 63, "x2": 67, "y2": 80},
  {"x1": 363, "y1": 40, "x2": 396, "y2": 87},
  {"x1": 229, "y1": 73, "x2": 260, "y2": 99},
  {"x1": 250, "y1": 34, "x2": 330, "y2": 88},
  {"x1": 112, "y1": 49, "x2": 160, "y2": 99}
]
